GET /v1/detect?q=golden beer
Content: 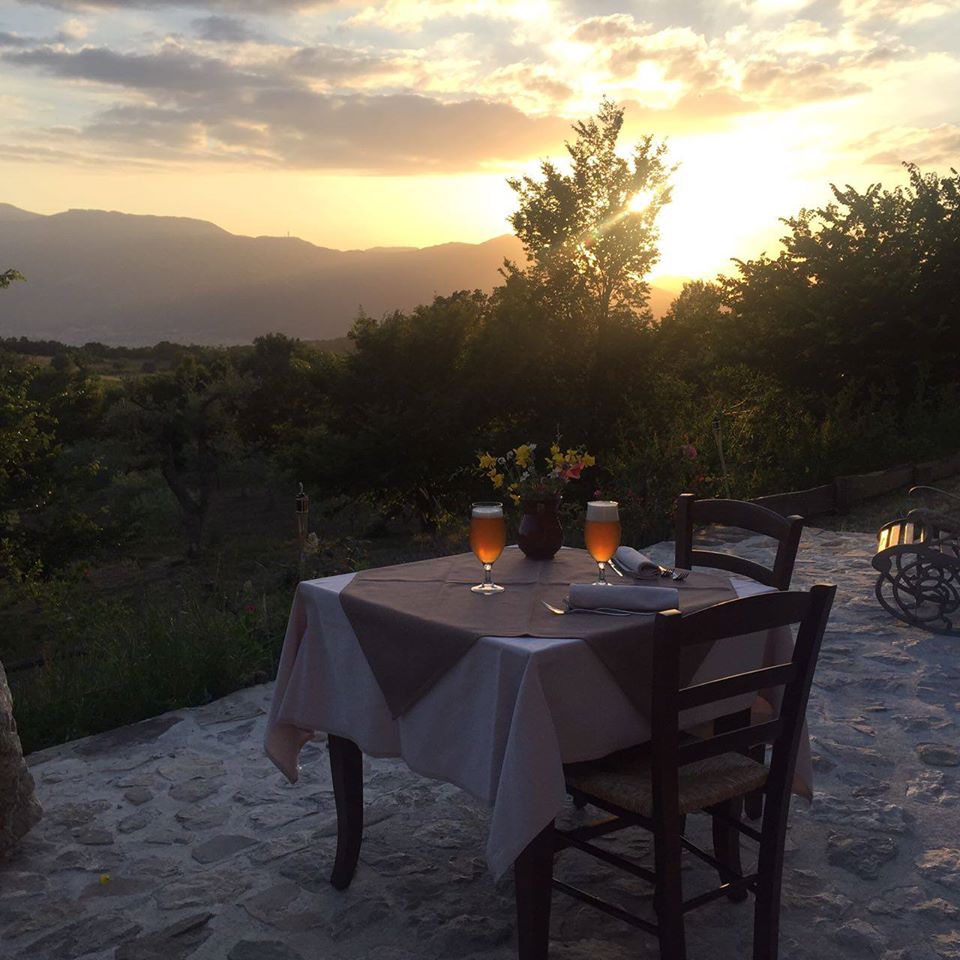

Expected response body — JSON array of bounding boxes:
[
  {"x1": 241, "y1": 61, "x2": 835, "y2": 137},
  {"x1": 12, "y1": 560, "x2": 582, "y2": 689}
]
[
  {"x1": 585, "y1": 519, "x2": 621, "y2": 563},
  {"x1": 470, "y1": 511, "x2": 506, "y2": 564},
  {"x1": 470, "y1": 502, "x2": 506, "y2": 593},
  {"x1": 585, "y1": 501, "x2": 621, "y2": 584}
]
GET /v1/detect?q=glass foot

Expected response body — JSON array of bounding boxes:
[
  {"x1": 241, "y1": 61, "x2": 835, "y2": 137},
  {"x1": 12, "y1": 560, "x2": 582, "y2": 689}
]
[{"x1": 471, "y1": 582, "x2": 505, "y2": 594}]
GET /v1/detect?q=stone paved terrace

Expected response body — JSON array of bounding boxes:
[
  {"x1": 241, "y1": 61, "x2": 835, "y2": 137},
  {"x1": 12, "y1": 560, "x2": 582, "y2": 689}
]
[{"x1": 2, "y1": 528, "x2": 959, "y2": 960}]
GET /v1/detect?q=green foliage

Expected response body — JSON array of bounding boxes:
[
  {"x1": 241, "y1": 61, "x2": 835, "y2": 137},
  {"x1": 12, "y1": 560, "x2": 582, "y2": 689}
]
[
  {"x1": 0, "y1": 355, "x2": 57, "y2": 579},
  {"x1": 314, "y1": 292, "x2": 487, "y2": 529},
  {"x1": 0, "y1": 268, "x2": 24, "y2": 289},
  {"x1": 111, "y1": 356, "x2": 249, "y2": 556},
  {"x1": 508, "y1": 98, "x2": 673, "y2": 330},
  {"x1": 8, "y1": 575, "x2": 289, "y2": 753},
  {"x1": 717, "y1": 165, "x2": 960, "y2": 403}
]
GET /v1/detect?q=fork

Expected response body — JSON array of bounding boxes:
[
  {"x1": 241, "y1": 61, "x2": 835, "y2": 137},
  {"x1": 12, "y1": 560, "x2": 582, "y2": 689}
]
[
  {"x1": 672, "y1": 569, "x2": 690, "y2": 582},
  {"x1": 540, "y1": 600, "x2": 636, "y2": 617}
]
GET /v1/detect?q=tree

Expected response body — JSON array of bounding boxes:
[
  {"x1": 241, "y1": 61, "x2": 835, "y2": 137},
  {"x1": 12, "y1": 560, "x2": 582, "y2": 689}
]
[
  {"x1": 0, "y1": 270, "x2": 23, "y2": 290},
  {"x1": 0, "y1": 354, "x2": 57, "y2": 580},
  {"x1": 507, "y1": 98, "x2": 673, "y2": 334},
  {"x1": 504, "y1": 99, "x2": 672, "y2": 445},
  {"x1": 112, "y1": 357, "x2": 245, "y2": 557},
  {"x1": 237, "y1": 333, "x2": 340, "y2": 457},
  {"x1": 655, "y1": 280, "x2": 728, "y2": 380},
  {"x1": 719, "y1": 164, "x2": 960, "y2": 403},
  {"x1": 317, "y1": 292, "x2": 487, "y2": 530}
]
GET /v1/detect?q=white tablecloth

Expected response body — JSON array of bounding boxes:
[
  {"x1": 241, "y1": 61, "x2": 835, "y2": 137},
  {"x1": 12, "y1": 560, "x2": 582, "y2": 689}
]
[{"x1": 265, "y1": 568, "x2": 810, "y2": 878}]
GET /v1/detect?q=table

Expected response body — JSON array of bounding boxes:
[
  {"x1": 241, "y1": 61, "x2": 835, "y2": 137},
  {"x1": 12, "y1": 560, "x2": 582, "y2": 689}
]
[{"x1": 266, "y1": 548, "x2": 810, "y2": 881}]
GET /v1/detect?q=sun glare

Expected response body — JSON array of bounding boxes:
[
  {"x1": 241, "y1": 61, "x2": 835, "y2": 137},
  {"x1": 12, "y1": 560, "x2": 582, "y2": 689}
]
[{"x1": 628, "y1": 189, "x2": 657, "y2": 213}]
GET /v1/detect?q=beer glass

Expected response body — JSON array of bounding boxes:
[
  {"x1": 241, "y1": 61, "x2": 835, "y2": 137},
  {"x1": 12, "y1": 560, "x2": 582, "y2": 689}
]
[
  {"x1": 584, "y1": 500, "x2": 621, "y2": 585},
  {"x1": 470, "y1": 502, "x2": 506, "y2": 594}
]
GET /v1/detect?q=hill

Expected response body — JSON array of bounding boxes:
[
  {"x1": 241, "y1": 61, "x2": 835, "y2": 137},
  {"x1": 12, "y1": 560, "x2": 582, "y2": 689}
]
[{"x1": 0, "y1": 204, "x2": 678, "y2": 345}]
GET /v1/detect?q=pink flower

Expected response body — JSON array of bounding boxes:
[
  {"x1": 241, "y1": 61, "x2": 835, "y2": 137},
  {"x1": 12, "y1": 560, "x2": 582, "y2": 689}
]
[
  {"x1": 563, "y1": 463, "x2": 583, "y2": 480},
  {"x1": 243, "y1": 603, "x2": 257, "y2": 615},
  {"x1": 680, "y1": 443, "x2": 698, "y2": 461}
]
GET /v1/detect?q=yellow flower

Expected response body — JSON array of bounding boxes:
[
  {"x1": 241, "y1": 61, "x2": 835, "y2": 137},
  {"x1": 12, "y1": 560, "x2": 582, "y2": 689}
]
[
  {"x1": 491, "y1": 472, "x2": 505, "y2": 489},
  {"x1": 582, "y1": 453, "x2": 596, "y2": 467},
  {"x1": 514, "y1": 444, "x2": 533, "y2": 468},
  {"x1": 550, "y1": 443, "x2": 563, "y2": 466},
  {"x1": 478, "y1": 452, "x2": 497, "y2": 470},
  {"x1": 510, "y1": 493, "x2": 520, "y2": 505},
  {"x1": 99, "y1": 874, "x2": 110, "y2": 885}
]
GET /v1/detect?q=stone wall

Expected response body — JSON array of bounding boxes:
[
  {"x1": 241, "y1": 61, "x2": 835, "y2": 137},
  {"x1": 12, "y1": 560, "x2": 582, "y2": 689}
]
[{"x1": 0, "y1": 660, "x2": 42, "y2": 860}]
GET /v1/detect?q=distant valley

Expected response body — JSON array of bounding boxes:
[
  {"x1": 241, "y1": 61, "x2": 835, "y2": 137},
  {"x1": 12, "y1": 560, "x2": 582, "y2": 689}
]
[{"x1": 0, "y1": 203, "x2": 679, "y2": 346}]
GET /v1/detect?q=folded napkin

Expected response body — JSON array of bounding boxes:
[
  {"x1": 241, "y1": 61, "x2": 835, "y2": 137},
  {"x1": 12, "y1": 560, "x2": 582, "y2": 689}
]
[
  {"x1": 613, "y1": 546, "x2": 661, "y2": 579},
  {"x1": 568, "y1": 582, "x2": 680, "y2": 612}
]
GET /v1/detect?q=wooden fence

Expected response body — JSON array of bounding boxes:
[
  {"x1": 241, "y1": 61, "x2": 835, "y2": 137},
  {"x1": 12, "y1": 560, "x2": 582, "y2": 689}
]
[{"x1": 752, "y1": 450, "x2": 960, "y2": 519}]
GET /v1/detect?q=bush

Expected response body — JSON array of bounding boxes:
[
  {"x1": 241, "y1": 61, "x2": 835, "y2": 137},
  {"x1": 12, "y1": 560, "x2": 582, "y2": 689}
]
[{"x1": 7, "y1": 575, "x2": 289, "y2": 753}]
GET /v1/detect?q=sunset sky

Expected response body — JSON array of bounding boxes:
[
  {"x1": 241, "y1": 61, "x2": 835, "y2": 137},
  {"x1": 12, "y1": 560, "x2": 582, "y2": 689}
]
[{"x1": 1, "y1": 0, "x2": 958, "y2": 280}]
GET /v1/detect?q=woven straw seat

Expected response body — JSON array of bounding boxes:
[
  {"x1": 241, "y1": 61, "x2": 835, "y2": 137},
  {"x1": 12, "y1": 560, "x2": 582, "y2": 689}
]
[{"x1": 566, "y1": 748, "x2": 768, "y2": 818}]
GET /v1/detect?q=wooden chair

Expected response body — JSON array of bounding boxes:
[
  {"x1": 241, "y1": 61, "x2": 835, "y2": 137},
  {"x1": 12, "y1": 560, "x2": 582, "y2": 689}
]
[
  {"x1": 514, "y1": 584, "x2": 836, "y2": 960},
  {"x1": 676, "y1": 493, "x2": 805, "y2": 823},
  {"x1": 675, "y1": 493, "x2": 804, "y2": 591}
]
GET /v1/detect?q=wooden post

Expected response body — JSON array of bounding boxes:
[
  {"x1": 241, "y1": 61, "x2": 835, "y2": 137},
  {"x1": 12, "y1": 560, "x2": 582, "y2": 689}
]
[{"x1": 296, "y1": 483, "x2": 309, "y2": 579}]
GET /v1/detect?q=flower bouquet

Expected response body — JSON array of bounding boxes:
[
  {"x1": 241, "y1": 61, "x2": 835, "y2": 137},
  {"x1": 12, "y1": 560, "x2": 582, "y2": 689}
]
[
  {"x1": 477, "y1": 442, "x2": 595, "y2": 506},
  {"x1": 477, "y1": 441, "x2": 596, "y2": 559}
]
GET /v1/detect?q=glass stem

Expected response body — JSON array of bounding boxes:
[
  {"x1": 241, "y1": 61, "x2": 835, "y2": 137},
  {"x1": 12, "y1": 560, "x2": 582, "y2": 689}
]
[
  {"x1": 597, "y1": 561, "x2": 607, "y2": 584},
  {"x1": 483, "y1": 563, "x2": 493, "y2": 587}
]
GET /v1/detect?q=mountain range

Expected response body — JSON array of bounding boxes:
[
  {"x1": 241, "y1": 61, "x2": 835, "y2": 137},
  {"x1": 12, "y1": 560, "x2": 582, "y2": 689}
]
[{"x1": 0, "y1": 203, "x2": 679, "y2": 346}]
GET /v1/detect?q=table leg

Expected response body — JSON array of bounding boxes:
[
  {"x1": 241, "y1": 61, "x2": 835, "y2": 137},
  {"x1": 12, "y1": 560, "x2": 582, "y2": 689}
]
[
  {"x1": 328, "y1": 734, "x2": 363, "y2": 890},
  {"x1": 514, "y1": 821, "x2": 554, "y2": 960}
]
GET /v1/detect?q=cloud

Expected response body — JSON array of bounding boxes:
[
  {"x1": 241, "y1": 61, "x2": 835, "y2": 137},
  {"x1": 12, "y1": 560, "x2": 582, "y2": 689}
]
[
  {"x1": 4, "y1": 44, "x2": 270, "y2": 92},
  {"x1": 19, "y1": 0, "x2": 333, "y2": 9},
  {"x1": 2, "y1": 41, "x2": 570, "y2": 172},
  {"x1": 840, "y1": 0, "x2": 956, "y2": 26},
  {"x1": 572, "y1": 14, "x2": 650, "y2": 44},
  {"x1": 856, "y1": 124, "x2": 960, "y2": 167},
  {"x1": 4, "y1": 0, "x2": 958, "y2": 180},
  {"x1": 347, "y1": 0, "x2": 552, "y2": 33},
  {"x1": 192, "y1": 16, "x2": 262, "y2": 43},
  {"x1": 741, "y1": 56, "x2": 869, "y2": 103},
  {"x1": 286, "y1": 43, "x2": 397, "y2": 81},
  {"x1": 0, "y1": 31, "x2": 32, "y2": 48}
]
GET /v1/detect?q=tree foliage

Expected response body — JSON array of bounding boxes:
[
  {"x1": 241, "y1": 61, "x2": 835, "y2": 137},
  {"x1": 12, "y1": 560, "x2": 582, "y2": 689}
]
[
  {"x1": 112, "y1": 357, "x2": 246, "y2": 556},
  {"x1": 717, "y1": 164, "x2": 960, "y2": 402},
  {"x1": 507, "y1": 98, "x2": 673, "y2": 331}
]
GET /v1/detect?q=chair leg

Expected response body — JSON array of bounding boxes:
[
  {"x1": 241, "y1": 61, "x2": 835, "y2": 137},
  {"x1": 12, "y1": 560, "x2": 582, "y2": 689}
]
[
  {"x1": 329, "y1": 735, "x2": 364, "y2": 890},
  {"x1": 745, "y1": 745, "x2": 765, "y2": 820},
  {"x1": 711, "y1": 798, "x2": 747, "y2": 902},
  {"x1": 654, "y1": 822, "x2": 687, "y2": 960},
  {"x1": 753, "y1": 826, "x2": 785, "y2": 960},
  {"x1": 514, "y1": 821, "x2": 555, "y2": 960}
]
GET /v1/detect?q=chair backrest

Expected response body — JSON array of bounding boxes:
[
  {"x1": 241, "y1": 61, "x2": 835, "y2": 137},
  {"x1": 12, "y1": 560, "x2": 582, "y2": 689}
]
[
  {"x1": 674, "y1": 493, "x2": 805, "y2": 590},
  {"x1": 648, "y1": 585, "x2": 835, "y2": 833}
]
